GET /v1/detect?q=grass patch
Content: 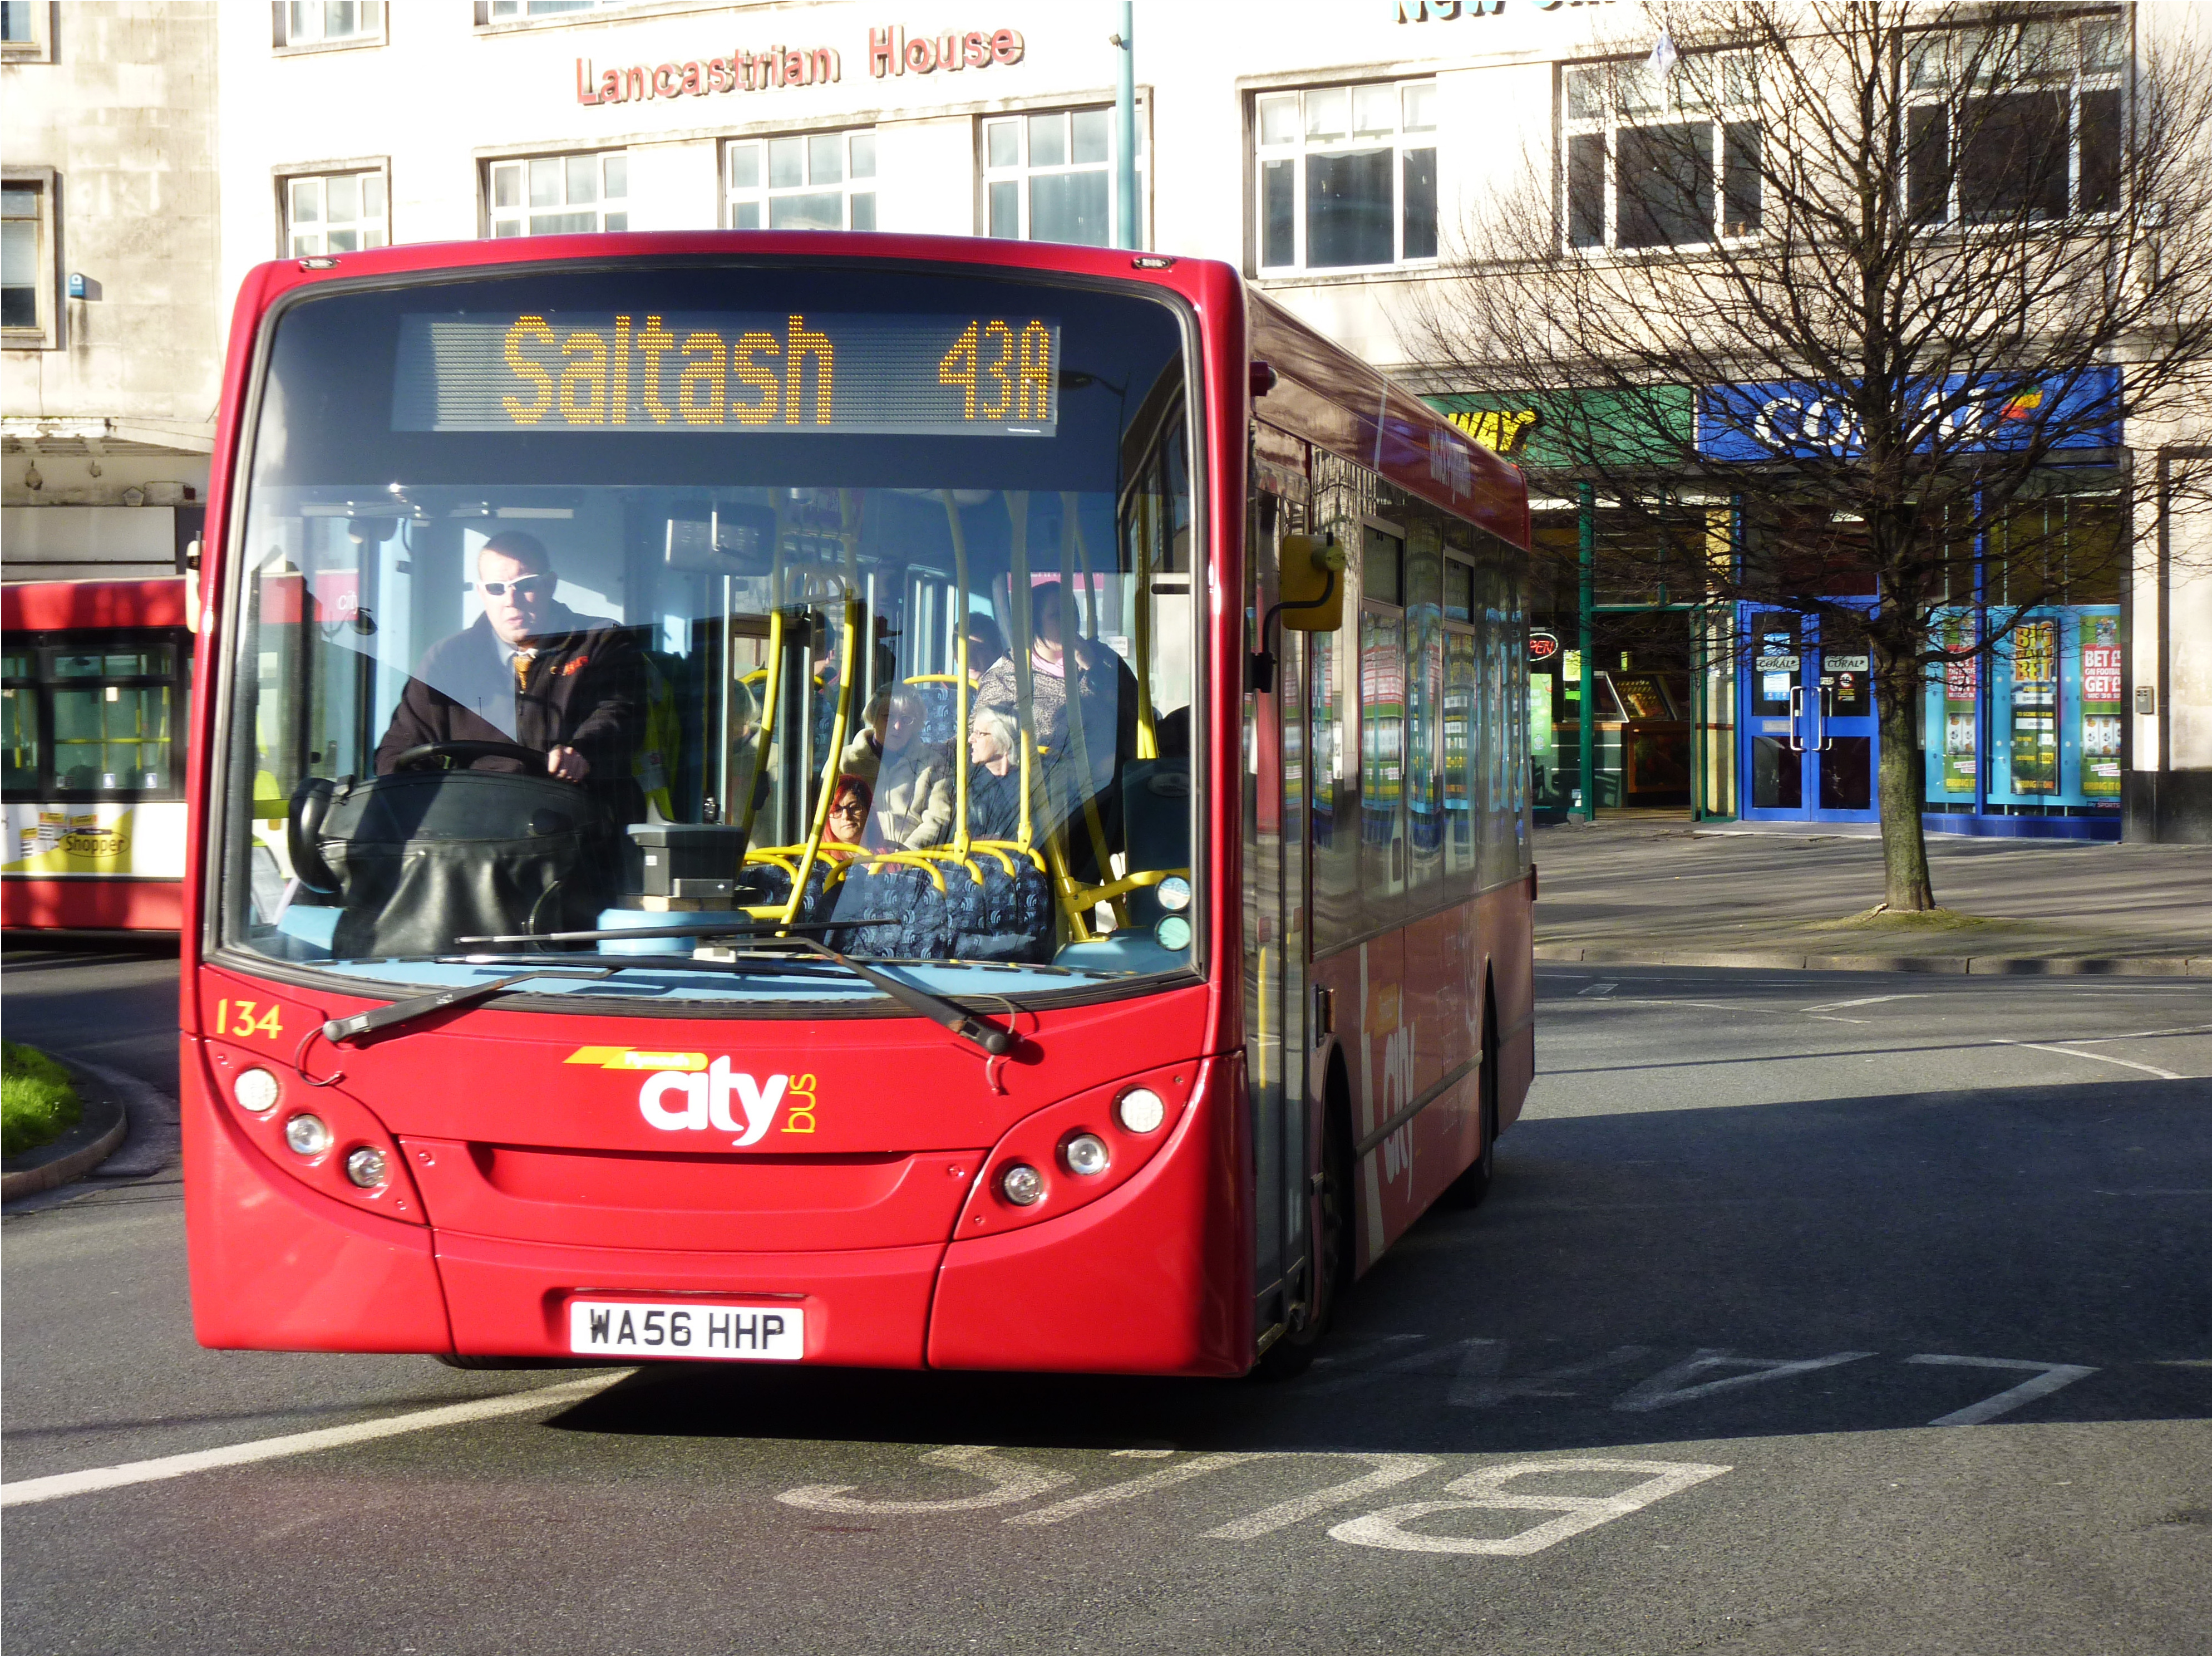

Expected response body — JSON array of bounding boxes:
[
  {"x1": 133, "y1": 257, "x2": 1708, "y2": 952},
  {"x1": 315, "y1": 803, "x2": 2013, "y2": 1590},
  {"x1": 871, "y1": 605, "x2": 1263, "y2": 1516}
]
[{"x1": 3, "y1": 1041, "x2": 82, "y2": 1158}]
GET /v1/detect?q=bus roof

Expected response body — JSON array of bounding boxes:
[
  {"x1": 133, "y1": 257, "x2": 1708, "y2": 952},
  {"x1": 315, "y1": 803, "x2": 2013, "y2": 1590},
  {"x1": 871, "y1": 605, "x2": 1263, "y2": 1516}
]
[
  {"x1": 2, "y1": 577, "x2": 188, "y2": 633},
  {"x1": 1246, "y1": 288, "x2": 1530, "y2": 553}
]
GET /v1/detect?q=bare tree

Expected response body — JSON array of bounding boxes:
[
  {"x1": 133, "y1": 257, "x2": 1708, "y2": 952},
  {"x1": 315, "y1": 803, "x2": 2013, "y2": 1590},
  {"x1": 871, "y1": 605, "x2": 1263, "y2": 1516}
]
[{"x1": 1408, "y1": 0, "x2": 2212, "y2": 911}]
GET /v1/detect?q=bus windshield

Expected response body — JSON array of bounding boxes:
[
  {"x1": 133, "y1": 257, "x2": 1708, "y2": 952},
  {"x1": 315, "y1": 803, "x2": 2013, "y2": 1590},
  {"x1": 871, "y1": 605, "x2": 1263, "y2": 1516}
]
[{"x1": 218, "y1": 262, "x2": 1199, "y2": 1004}]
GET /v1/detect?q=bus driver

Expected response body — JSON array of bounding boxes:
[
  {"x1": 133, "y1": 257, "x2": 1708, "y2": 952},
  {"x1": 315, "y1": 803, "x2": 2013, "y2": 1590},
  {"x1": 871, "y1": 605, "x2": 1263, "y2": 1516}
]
[{"x1": 373, "y1": 531, "x2": 644, "y2": 818}]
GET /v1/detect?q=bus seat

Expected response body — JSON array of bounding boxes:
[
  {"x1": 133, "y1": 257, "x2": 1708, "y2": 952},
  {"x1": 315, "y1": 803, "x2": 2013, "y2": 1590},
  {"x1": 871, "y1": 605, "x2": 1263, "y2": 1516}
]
[{"x1": 824, "y1": 854, "x2": 1051, "y2": 964}]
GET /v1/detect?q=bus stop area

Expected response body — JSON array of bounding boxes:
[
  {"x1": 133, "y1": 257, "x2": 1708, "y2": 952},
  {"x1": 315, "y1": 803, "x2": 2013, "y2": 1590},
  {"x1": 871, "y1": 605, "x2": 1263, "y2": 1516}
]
[{"x1": 1533, "y1": 817, "x2": 2212, "y2": 974}]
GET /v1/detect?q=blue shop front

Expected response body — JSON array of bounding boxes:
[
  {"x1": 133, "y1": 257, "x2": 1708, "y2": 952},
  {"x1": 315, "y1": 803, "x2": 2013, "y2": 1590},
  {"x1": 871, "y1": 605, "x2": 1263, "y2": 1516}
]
[{"x1": 1706, "y1": 372, "x2": 2125, "y2": 841}]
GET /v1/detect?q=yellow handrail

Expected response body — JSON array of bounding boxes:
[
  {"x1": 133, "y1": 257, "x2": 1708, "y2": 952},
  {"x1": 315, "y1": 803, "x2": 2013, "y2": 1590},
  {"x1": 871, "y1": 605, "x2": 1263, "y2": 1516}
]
[{"x1": 772, "y1": 492, "x2": 864, "y2": 932}]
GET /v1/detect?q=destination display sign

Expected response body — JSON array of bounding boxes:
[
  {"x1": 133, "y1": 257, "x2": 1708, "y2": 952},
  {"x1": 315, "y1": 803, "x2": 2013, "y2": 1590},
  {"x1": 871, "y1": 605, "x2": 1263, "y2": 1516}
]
[{"x1": 392, "y1": 311, "x2": 1061, "y2": 436}]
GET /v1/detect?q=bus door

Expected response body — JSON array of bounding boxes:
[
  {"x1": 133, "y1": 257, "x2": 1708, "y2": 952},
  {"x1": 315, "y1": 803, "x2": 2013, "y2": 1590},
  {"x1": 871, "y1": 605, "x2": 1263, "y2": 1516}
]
[{"x1": 1245, "y1": 488, "x2": 1313, "y2": 1344}]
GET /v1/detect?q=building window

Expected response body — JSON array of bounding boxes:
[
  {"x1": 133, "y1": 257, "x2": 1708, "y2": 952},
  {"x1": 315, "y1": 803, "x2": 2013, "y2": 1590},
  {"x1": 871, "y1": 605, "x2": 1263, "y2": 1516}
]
[
  {"x1": 273, "y1": 2, "x2": 382, "y2": 49},
  {"x1": 2, "y1": 174, "x2": 55, "y2": 347},
  {"x1": 727, "y1": 130, "x2": 875, "y2": 231},
  {"x1": 982, "y1": 106, "x2": 1142, "y2": 247},
  {"x1": 487, "y1": 153, "x2": 627, "y2": 238},
  {"x1": 283, "y1": 170, "x2": 387, "y2": 256},
  {"x1": 1563, "y1": 55, "x2": 1761, "y2": 250},
  {"x1": 481, "y1": 1, "x2": 631, "y2": 20},
  {"x1": 1905, "y1": 16, "x2": 2125, "y2": 224},
  {"x1": 1, "y1": 1, "x2": 52, "y2": 61},
  {"x1": 1254, "y1": 81, "x2": 1437, "y2": 272}
]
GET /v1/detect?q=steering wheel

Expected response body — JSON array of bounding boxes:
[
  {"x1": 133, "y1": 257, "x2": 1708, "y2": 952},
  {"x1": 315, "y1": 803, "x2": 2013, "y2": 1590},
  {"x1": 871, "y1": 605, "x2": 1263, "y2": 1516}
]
[
  {"x1": 388, "y1": 740, "x2": 547, "y2": 773},
  {"x1": 287, "y1": 776, "x2": 342, "y2": 896}
]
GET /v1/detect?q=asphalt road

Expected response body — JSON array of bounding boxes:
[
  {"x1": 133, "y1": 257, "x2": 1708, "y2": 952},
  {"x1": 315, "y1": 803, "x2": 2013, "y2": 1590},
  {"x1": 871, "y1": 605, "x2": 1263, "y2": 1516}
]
[{"x1": 4, "y1": 957, "x2": 2209, "y2": 1655}]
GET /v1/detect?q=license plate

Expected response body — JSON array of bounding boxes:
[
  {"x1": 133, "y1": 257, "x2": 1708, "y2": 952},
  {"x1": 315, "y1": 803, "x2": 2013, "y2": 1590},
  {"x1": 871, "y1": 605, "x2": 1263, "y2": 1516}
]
[{"x1": 567, "y1": 1299, "x2": 804, "y2": 1361}]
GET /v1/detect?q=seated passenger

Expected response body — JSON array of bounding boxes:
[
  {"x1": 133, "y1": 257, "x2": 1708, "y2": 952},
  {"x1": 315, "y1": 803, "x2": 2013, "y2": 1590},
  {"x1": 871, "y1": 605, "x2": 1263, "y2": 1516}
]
[
  {"x1": 974, "y1": 581, "x2": 1137, "y2": 787},
  {"x1": 838, "y1": 689, "x2": 890, "y2": 785},
  {"x1": 964, "y1": 707, "x2": 1026, "y2": 844},
  {"x1": 824, "y1": 774, "x2": 872, "y2": 847},
  {"x1": 963, "y1": 613, "x2": 1008, "y2": 685},
  {"x1": 864, "y1": 686, "x2": 955, "y2": 851}
]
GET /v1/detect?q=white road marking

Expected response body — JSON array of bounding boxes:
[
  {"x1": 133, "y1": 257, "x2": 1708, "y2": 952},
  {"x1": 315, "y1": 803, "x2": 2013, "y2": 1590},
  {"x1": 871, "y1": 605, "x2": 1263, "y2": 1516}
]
[
  {"x1": 1988, "y1": 1038, "x2": 2184, "y2": 1081},
  {"x1": 1007, "y1": 1453, "x2": 1266, "y2": 1526},
  {"x1": 0, "y1": 1371, "x2": 632, "y2": 1509},
  {"x1": 1613, "y1": 1348, "x2": 1875, "y2": 1412},
  {"x1": 1202, "y1": 1454, "x2": 1440, "y2": 1540},
  {"x1": 1449, "y1": 1342, "x2": 1655, "y2": 1408},
  {"x1": 777, "y1": 1446, "x2": 1073, "y2": 1514},
  {"x1": 1802, "y1": 994, "x2": 1930, "y2": 1012},
  {"x1": 1576, "y1": 982, "x2": 1617, "y2": 997},
  {"x1": 1329, "y1": 1459, "x2": 1730, "y2": 1556},
  {"x1": 1905, "y1": 1355, "x2": 2100, "y2": 1426},
  {"x1": 1305, "y1": 1335, "x2": 1491, "y2": 1396},
  {"x1": 2059, "y1": 1025, "x2": 2212, "y2": 1044}
]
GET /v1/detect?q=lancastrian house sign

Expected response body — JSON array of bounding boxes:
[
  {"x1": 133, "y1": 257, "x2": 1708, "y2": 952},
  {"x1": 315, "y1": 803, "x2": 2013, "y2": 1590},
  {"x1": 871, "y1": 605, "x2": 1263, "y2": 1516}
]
[{"x1": 574, "y1": 23, "x2": 1023, "y2": 105}]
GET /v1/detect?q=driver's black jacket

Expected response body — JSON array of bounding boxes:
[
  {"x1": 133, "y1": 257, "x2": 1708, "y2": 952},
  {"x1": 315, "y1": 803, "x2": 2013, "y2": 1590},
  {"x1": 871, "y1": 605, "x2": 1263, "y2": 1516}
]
[{"x1": 373, "y1": 606, "x2": 644, "y2": 797}]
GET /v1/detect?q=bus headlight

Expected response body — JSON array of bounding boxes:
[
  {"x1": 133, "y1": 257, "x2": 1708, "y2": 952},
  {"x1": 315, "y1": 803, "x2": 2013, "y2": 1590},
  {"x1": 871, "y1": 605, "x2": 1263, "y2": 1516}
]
[
  {"x1": 1116, "y1": 1088, "x2": 1166, "y2": 1134},
  {"x1": 999, "y1": 1162, "x2": 1046, "y2": 1206},
  {"x1": 1063, "y1": 1133, "x2": 1111, "y2": 1177},
  {"x1": 234, "y1": 1068, "x2": 281, "y2": 1114},
  {"x1": 284, "y1": 1113, "x2": 332, "y2": 1158},
  {"x1": 344, "y1": 1146, "x2": 390, "y2": 1189}
]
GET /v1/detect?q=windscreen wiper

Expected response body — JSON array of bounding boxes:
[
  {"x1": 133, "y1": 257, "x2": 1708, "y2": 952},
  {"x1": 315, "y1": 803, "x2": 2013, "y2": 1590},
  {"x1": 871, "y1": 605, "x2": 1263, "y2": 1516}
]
[
  {"x1": 440, "y1": 933, "x2": 1017, "y2": 1058},
  {"x1": 322, "y1": 967, "x2": 615, "y2": 1045}
]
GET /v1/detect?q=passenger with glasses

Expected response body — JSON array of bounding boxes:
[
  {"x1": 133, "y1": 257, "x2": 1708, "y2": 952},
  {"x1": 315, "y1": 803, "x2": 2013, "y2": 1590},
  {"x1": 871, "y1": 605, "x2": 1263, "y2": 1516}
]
[{"x1": 373, "y1": 531, "x2": 643, "y2": 812}]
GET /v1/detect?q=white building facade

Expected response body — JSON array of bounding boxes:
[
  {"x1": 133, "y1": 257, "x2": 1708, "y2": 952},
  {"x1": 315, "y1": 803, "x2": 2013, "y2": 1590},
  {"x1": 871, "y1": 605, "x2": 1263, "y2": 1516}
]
[
  {"x1": 167, "y1": 0, "x2": 2201, "y2": 842},
  {"x1": 2, "y1": 1, "x2": 221, "y2": 579}
]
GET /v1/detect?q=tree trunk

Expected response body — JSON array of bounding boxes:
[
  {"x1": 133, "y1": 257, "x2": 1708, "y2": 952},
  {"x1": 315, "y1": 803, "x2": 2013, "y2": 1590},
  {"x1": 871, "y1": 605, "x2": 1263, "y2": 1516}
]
[{"x1": 1873, "y1": 660, "x2": 1936, "y2": 911}]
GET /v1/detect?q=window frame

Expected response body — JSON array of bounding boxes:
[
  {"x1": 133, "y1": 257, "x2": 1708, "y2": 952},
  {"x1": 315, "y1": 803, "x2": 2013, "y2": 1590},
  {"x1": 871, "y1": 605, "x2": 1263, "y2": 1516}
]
[
  {"x1": 474, "y1": 0, "x2": 642, "y2": 30},
  {"x1": 1, "y1": 1, "x2": 53, "y2": 63},
  {"x1": 1559, "y1": 52, "x2": 1762, "y2": 254},
  {"x1": 271, "y1": 1, "x2": 384, "y2": 54},
  {"x1": 275, "y1": 162, "x2": 391, "y2": 258},
  {"x1": 2, "y1": 632, "x2": 192, "y2": 805},
  {"x1": 2, "y1": 166, "x2": 60, "y2": 351},
  {"x1": 1903, "y1": 12, "x2": 2128, "y2": 228},
  {"x1": 979, "y1": 102, "x2": 1148, "y2": 247},
  {"x1": 723, "y1": 127, "x2": 878, "y2": 233},
  {"x1": 1252, "y1": 78, "x2": 1440, "y2": 277},
  {"x1": 483, "y1": 150, "x2": 629, "y2": 239}
]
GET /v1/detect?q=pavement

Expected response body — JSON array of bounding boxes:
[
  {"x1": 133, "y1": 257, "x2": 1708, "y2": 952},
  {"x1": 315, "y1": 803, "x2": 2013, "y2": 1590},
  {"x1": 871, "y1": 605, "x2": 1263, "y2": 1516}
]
[{"x1": 1534, "y1": 815, "x2": 2212, "y2": 974}]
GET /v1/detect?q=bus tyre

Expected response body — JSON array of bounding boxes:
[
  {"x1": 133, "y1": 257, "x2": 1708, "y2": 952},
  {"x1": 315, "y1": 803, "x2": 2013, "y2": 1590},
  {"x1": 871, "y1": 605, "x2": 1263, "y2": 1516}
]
[
  {"x1": 1446, "y1": 1000, "x2": 1501, "y2": 1209},
  {"x1": 1252, "y1": 1102, "x2": 1352, "y2": 1382}
]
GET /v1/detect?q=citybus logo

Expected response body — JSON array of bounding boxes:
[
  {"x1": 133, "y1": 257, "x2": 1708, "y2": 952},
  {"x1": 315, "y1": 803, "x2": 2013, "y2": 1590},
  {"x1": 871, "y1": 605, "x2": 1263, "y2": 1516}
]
[{"x1": 565, "y1": 1047, "x2": 819, "y2": 1142}]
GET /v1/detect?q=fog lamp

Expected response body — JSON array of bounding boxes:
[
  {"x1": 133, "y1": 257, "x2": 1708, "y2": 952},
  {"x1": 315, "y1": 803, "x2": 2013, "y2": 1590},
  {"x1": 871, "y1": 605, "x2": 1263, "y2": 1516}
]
[
  {"x1": 234, "y1": 1068, "x2": 280, "y2": 1114},
  {"x1": 1156, "y1": 876, "x2": 1191, "y2": 912},
  {"x1": 1116, "y1": 1087, "x2": 1166, "y2": 1134},
  {"x1": 1063, "y1": 1133, "x2": 1111, "y2": 1177},
  {"x1": 1000, "y1": 1162, "x2": 1046, "y2": 1206},
  {"x1": 284, "y1": 1113, "x2": 332, "y2": 1158},
  {"x1": 344, "y1": 1146, "x2": 390, "y2": 1189}
]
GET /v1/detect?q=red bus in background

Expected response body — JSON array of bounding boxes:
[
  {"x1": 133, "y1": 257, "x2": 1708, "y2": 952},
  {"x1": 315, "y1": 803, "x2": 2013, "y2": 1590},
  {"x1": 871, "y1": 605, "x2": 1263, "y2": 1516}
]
[
  {"x1": 182, "y1": 233, "x2": 1533, "y2": 1377},
  {"x1": 2, "y1": 577, "x2": 193, "y2": 933}
]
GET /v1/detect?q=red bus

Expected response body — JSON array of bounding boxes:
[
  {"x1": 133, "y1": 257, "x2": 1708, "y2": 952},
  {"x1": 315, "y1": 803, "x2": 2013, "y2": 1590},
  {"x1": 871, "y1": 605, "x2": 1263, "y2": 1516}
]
[
  {"x1": 182, "y1": 233, "x2": 1534, "y2": 1376},
  {"x1": 3, "y1": 577, "x2": 193, "y2": 932}
]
